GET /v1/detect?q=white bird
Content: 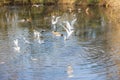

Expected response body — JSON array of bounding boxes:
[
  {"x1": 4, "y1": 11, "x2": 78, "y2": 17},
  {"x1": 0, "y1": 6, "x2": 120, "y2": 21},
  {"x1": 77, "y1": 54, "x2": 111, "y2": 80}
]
[
  {"x1": 63, "y1": 25, "x2": 74, "y2": 40},
  {"x1": 13, "y1": 39, "x2": 20, "y2": 52},
  {"x1": 33, "y1": 30, "x2": 45, "y2": 44},
  {"x1": 32, "y1": 4, "x2": 42, "y2": 7},
  {"x1": 63, "y1": 18, "x2": 77, "y2": 40},
  {"x1": 33, "y1": 30, "x2": 40, "y2": 38},
  {"x1": 14, "y1": 39, "x2": 19, "y2": 46},
  {"x1": 51, "y1": 16, "x2": 60, "y2": 31}
]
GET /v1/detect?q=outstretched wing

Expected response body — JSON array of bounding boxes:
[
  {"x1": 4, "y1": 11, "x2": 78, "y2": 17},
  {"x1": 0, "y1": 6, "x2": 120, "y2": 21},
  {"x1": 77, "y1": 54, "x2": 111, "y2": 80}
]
[
  {"x1": 51, "y1": 16, "x2": 60, "y2": 25},
  {"x1": 71, "y1": 18, "x2": 77, "y2": 27}
]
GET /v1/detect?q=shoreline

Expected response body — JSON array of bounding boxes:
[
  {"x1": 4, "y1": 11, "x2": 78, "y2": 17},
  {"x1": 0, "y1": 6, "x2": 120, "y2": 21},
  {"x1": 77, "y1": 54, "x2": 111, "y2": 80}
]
[{"x1": 0, "y1": 2, "x2": 120, "y2": 10}]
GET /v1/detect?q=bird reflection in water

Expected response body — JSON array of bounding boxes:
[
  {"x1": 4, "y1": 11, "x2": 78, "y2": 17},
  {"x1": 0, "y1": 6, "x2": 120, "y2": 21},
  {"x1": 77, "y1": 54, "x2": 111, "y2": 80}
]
[
  {"x1": 0, "y1": 61, "x2": 5, "y2": 64},
  {"x1": 67, "y1": 65, "x2": 74, "y2": 78},
  {"x1": 32, "y1": 4, "x2": 43, "y2": 7},
  {"x1": 18, "y1": 18, "x2": 32, "y2": 23},
  {"x1": 23, "y1": 37, "x2": 30, "y2": 44},
  {"x1": 31, "y1": 57, "x2": 38, "y2": 61}
]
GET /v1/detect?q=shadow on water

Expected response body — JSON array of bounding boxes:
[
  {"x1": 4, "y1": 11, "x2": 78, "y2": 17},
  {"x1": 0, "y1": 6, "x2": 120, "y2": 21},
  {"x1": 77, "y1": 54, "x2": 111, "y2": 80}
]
[{"x1": 0, "y1": 5, "x2": 120, "y2": 80}]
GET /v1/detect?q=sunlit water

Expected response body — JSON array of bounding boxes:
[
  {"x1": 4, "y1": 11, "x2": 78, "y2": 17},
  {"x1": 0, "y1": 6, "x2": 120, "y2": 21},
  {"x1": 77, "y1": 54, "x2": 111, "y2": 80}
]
[{"x1": 0, "y1": 5, "x2": 120, "y2": 80}]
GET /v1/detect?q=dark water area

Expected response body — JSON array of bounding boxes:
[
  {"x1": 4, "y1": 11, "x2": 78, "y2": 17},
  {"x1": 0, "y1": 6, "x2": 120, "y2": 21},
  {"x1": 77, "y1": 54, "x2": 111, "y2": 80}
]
[{"x1": 0, "y1": 5, "x2": 120, "y2": 80}]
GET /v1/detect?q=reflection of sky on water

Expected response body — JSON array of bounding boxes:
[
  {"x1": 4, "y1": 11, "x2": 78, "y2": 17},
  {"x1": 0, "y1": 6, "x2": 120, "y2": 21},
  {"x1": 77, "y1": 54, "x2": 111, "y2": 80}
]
[{"x1": 0, "y1": 6, "x2": 120, "y2": 80}]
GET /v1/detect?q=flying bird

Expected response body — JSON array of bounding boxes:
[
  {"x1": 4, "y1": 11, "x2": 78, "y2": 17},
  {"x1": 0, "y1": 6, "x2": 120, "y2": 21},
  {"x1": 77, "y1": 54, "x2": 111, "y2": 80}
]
[
  {"x1": 62, "y1": 18, "x2": 77, "y2": 40},
  {"x1": 51, "y1": 16, "x2": 60, "y2": 31}
]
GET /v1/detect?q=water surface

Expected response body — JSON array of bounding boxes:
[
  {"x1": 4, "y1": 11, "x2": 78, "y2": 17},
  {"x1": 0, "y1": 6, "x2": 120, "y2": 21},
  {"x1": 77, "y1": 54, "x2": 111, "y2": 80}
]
[{"x1": 0, "y1": 5, "x2": 120, "y2": 80}]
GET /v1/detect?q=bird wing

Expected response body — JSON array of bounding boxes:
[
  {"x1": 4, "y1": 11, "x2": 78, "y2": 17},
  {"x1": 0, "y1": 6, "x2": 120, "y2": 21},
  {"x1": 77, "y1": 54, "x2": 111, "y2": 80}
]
[
  {"x1": 52, "y1": 16, "x2": 60, "y2": 25},
  {"x1": 62, "y1": 23, "x2": 69, "y2": 35},
  {"x1": 52, "y1": 19, "x2": 57, "y2": 24},
  {"x1": 71, "y1": 18, "x2": 77, "y2": 27},
  {"x1": 67, "y1": 30, "x2": 74, "y2": 39},
  {"x1": 14, "y1": 39, "x2": 18, "y2": 46},
  {"x1": 66, "y1": 21, "x2": 72, "y2": 31}
]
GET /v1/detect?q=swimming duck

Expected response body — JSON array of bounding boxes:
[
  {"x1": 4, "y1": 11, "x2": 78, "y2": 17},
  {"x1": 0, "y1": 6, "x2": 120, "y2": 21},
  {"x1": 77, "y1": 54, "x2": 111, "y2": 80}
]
[{"x1": 52, "y1": 31, "x2": 63, "y2": 36}]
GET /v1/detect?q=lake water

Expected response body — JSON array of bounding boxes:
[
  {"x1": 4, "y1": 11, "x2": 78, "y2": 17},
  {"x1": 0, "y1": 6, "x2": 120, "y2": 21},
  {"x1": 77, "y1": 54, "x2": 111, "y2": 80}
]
[{"x1": 0, "y1": 5, "x2": 120, "y2": 80}]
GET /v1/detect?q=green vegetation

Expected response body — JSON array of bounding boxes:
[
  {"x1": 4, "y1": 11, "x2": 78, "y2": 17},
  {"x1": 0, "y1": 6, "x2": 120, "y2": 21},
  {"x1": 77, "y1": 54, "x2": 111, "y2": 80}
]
[{"x1": 87, "y1": 0, "x2": 99, "y2": 5}]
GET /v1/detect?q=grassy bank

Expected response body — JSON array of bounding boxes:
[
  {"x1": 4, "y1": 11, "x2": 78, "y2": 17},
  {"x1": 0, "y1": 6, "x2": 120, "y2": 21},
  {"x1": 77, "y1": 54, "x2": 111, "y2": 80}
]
[
  {"x1": 0, "y1": 0, "x2": 119, "y2": 7},
  {"x1": 105, "y1": 0, "x2": 120, "y2": 7},
  {"x1": 0, "y1": 0, "x2": 101, "y2": 6}
]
